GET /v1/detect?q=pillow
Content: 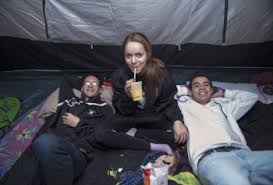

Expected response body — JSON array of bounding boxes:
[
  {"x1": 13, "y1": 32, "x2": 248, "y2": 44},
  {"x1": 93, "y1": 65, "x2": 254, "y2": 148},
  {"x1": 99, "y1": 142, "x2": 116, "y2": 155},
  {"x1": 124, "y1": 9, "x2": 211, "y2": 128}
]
[
  {"x1": 38, "y1": 88, "x2": 81, "y2": 118},
  {"x1": 212, "y1": 81, "x2": 269, "y2": 104},
  {"x1": 100, "y1": 86, "x2": 113, "y2": 108}
]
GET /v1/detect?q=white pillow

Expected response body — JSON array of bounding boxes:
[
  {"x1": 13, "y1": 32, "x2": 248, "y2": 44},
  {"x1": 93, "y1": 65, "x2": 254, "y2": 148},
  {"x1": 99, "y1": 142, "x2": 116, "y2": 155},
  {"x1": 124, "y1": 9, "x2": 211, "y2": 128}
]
[{"x1": 212, "y1": 81, "x2": 269, "y2": 104}]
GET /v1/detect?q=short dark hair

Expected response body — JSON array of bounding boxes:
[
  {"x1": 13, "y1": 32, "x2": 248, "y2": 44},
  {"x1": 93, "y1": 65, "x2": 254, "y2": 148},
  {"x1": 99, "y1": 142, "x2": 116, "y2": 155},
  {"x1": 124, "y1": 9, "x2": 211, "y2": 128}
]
[{"x1": 188, "y1": 73, "x2": 213, "y2": 90}]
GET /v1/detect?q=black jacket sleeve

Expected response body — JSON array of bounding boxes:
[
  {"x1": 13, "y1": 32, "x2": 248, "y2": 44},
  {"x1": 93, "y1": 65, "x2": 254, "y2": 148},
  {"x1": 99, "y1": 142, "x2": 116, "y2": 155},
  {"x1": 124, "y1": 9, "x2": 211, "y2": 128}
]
[
  {"x1": 111, "y1": 66, "x2": 183, "y2": 124},
  {"x1": 155, "y1": 69, "x2": 183, "y2": 124},
  {"x1": 111, "y1": 67, "x2": 138, "y2": 115},
  {"x1": 58, "y1": 75, "x2": 79, "y2": 103}
]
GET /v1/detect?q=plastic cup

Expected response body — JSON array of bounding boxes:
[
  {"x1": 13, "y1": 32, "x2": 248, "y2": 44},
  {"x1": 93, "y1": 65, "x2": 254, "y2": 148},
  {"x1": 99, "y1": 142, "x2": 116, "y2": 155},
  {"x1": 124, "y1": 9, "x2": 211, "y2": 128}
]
[{"x1": 130, "y1": 81, "x2": 143, "y2": 101}]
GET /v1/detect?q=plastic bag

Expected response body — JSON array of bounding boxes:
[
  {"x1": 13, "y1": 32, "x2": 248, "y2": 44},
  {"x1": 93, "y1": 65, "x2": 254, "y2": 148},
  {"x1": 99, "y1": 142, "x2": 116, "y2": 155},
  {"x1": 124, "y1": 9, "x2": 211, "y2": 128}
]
[{"x1": 141, "y1": 162, "x2": 168, "y2": 185}]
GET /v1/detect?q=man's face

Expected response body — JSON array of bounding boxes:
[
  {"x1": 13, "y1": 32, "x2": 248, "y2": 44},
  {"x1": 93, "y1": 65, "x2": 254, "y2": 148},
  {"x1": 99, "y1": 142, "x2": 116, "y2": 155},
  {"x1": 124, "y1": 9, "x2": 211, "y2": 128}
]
[
  {"x1": 81, "y1": 75, "x2": 100, "y2": 98},
  {"x1": 191, "y1": 76, "x2": 213, "y2": 105}
]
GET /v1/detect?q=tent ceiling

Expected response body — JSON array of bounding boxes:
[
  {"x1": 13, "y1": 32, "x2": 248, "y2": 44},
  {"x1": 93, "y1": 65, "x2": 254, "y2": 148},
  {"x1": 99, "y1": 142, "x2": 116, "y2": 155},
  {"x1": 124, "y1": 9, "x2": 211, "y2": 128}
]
[{"x1": 0, "y1": 0, "x2": 273, "y2": 45}]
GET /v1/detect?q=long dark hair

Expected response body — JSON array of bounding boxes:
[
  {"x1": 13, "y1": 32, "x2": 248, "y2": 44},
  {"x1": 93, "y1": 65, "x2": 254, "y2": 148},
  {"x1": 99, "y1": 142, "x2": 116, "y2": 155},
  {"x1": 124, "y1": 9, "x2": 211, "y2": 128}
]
[{"x1": 122, "y1": 32, "x2": 165, "y2": 105}]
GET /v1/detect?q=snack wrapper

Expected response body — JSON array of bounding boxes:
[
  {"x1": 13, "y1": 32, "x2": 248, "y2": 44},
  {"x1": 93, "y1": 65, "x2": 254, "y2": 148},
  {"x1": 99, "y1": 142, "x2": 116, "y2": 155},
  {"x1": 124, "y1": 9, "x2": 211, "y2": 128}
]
[{"x1": 141, "y1": 162, "x2": 168, "y2": 185}]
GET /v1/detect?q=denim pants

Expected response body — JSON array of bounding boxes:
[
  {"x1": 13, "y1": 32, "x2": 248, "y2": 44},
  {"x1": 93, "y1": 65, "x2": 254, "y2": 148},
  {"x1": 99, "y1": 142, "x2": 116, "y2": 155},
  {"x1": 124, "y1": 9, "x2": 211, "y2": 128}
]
[
  {"x1": 197, "y1": 148, "x2": 273, "y2": 185},
  {"x1": 32, "y1": 133, "x2": 87, "y2": 185}
]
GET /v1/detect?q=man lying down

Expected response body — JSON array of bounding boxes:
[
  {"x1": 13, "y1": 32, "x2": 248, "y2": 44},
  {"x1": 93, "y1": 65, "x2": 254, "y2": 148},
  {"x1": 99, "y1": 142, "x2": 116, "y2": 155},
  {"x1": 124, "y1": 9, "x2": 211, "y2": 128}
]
[
  {"x1": 11, "y1": 74, "x2": 113, "y2": 185},
  {"x1": 175, "y1": 73, "x2": 273, "y2": 185}
]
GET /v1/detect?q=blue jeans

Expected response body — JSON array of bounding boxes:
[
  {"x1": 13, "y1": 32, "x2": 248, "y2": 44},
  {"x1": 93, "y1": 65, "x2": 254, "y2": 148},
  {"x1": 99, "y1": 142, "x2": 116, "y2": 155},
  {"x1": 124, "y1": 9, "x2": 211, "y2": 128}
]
[
  {"x1": 197, "y1": 148, "x2": 273, "y2": 185},
  {"x1": 32, "y1": 133, "x2": 87, "y2": 185}
]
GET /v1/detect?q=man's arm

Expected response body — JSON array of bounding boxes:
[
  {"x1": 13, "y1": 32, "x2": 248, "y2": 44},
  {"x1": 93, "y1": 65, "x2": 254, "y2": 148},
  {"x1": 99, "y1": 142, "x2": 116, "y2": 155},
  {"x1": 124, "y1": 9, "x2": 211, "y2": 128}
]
[
  {"x1": 212, "y1": 87, "x2": 225, "y2": 98},
  {"x1": 223, "y1": 89, "x2": 258, "y2": 120}
]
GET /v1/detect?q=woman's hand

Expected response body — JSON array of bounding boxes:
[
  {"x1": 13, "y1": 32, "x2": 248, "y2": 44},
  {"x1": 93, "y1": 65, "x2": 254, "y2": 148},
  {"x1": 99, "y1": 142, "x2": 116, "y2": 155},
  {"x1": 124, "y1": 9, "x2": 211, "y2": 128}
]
[
  {"x1": 124, "y1": 78, "x2": 134, "y2": 97},
  {"x1": 173, "y1": 120, "x2": 188, "y2": 144},
  {"x1": 62, "y1": 113, "x2": 80, "y2": 127}
]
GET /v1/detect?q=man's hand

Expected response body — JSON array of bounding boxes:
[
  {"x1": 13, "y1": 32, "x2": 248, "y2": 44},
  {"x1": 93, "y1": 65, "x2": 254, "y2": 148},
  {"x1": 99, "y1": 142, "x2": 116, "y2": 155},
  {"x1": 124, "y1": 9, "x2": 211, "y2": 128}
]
[
  {"x1": 62, "y1": 113, "x2": 80, "y2": 127},
  {"x1": 212, "y1": 87, "x2": 225, "y2": 98},
  {"x1": 173, "y1": 120, "x2": 188, "y2": 144}
]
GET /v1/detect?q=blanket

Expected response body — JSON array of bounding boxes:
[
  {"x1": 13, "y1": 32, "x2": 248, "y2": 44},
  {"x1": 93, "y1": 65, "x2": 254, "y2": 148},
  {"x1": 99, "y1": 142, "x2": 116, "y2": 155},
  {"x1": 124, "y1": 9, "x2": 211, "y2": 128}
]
[{"x1": 0, "y1": 103, "x2": 44, "y2": 178}]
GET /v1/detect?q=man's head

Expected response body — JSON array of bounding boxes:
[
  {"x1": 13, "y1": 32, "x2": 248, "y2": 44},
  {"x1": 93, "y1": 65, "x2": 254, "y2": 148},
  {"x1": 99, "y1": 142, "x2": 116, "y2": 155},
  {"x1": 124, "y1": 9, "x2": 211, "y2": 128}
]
[
  {"x1": 189, "y1": 73, "x2": 213, "y2": 105},
  {"x1": 81, "y1": 75, "x2": 100, "y2": 98}
]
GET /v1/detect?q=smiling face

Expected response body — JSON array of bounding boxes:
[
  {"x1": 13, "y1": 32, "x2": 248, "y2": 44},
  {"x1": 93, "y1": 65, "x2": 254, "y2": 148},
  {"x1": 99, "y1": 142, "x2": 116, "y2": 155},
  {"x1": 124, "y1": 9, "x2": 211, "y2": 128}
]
[
  {"x1": 81, "y1": 75, "x2": 100, "y2": 98},
  {"x1": 190, "y1": 76, "x2": 213, "y2": 105},
  {"x1": 124, "y1": 41, "x2": 148, "y2": 75}
]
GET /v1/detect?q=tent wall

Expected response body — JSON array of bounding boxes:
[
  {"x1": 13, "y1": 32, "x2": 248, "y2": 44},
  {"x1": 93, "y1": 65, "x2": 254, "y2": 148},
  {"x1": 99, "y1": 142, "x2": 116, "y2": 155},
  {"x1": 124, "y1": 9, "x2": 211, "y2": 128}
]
[
  {"x1": 226, "y1": 0, "x2": 273, "y2": 44},
  {"x1": 0, "y1": 0, "x2": 46, "y2": 40},
  {"x1": 1, "y1": 36, "x2": 273, "y2": 71},
  {"x1": 0, "y1": 0, "x2": 273, "y2": 45},
  {"x1": 43, "y1": 0, "x2": 225, "y2": 45}
]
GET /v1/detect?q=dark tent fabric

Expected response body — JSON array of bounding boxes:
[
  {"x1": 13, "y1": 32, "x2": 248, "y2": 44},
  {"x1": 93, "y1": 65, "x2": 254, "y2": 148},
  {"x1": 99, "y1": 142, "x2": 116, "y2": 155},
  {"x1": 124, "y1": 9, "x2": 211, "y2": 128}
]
[{"x1": 1, "y1": 37, "x2": 273, "y2": 71}]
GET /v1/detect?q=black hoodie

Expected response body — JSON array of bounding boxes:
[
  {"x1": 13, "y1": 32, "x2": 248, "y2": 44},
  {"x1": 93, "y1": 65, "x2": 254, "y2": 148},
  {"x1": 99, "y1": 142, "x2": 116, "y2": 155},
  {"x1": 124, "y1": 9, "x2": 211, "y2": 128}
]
[{"x1": 111, "y1": 65, "x2": 183, "y2": 125}]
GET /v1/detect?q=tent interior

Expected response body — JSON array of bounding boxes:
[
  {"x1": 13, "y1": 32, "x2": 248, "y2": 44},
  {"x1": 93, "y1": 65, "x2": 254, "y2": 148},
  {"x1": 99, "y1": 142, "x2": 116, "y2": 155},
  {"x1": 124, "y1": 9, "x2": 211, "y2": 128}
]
[{"x1": 1, "y1": 1, "x2": 273, "y2": 185}]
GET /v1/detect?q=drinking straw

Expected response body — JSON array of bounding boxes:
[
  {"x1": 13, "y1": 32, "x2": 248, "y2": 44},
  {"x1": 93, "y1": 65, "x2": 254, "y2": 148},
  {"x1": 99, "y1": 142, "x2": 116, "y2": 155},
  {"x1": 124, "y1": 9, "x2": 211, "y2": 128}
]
[{"x1": 133, "y1": 68, "x2": 136, "y2": 82}]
